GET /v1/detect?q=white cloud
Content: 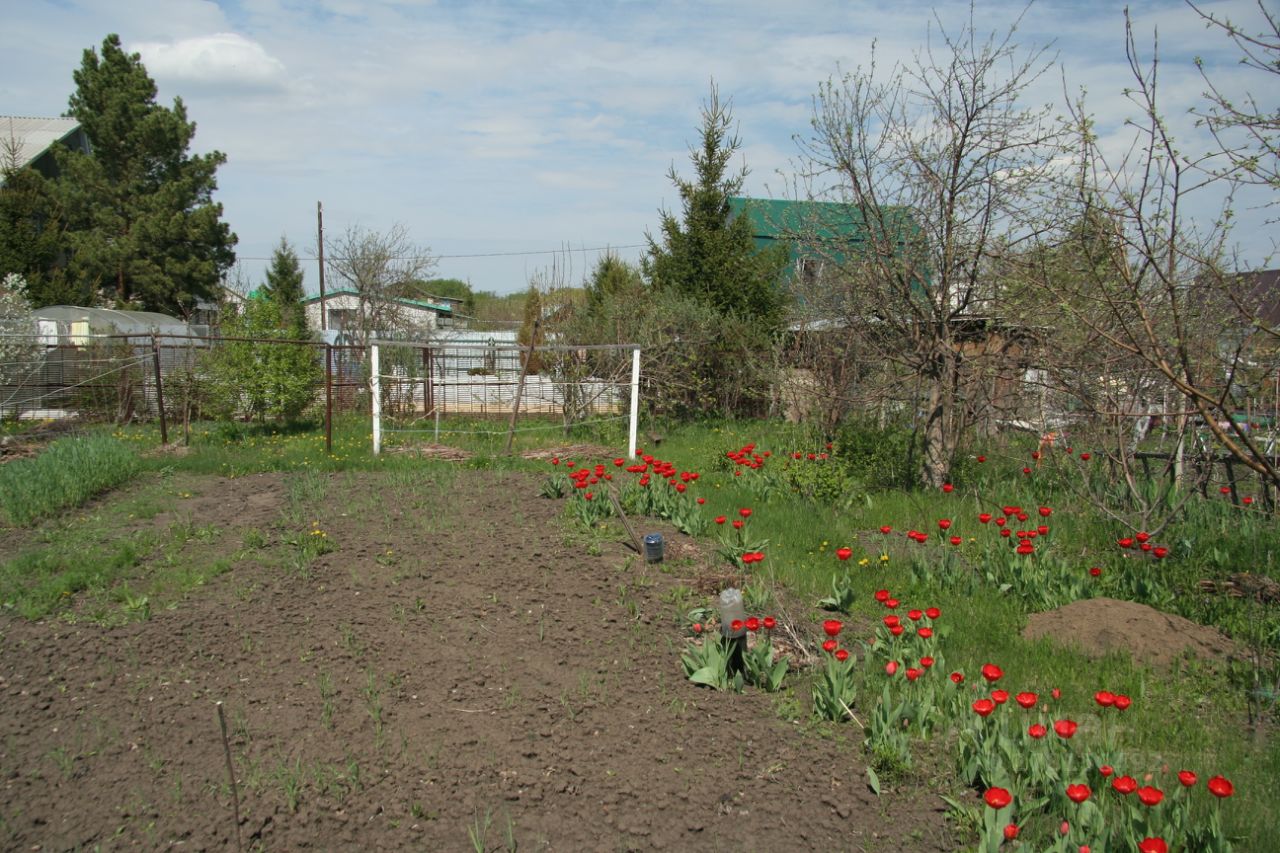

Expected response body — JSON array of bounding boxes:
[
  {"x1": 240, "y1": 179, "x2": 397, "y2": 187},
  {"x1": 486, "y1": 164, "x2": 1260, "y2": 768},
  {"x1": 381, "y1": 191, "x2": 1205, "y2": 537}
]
[{"x1": 134, "y1": 33, "x2": 287, "y2": 91}]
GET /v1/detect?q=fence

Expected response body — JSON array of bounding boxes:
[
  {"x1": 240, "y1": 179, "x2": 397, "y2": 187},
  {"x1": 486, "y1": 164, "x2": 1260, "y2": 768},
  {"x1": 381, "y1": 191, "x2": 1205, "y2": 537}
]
[{"x1": 370, "y1": 340, "x2": 641, "y2": 455}]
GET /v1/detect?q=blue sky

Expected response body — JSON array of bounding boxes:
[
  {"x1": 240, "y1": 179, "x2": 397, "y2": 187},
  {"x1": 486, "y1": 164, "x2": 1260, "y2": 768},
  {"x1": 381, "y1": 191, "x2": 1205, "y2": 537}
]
[{"x1": 2, "y1": 0, "x2": 1275, "y2": 295}]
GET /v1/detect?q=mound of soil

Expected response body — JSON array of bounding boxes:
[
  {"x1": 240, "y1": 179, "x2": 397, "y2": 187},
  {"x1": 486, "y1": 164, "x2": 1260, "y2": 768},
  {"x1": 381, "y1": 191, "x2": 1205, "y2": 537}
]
[{"x1": 1022, "y1": 597, "x2": 1243, "y2": 668}]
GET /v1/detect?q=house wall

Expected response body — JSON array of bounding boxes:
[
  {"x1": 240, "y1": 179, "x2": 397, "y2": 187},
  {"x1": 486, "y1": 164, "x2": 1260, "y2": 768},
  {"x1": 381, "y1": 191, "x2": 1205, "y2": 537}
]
[{"x1": 303, "y1": 294, "x2": 439, "y2": 336}]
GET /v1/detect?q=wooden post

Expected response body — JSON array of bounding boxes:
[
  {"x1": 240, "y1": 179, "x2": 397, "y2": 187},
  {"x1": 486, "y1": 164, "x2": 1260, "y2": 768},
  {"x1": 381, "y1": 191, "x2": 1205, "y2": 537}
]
[
  {"x1": 324, "y1": 344, "x2": 333, "y2": 455},
  {"x1": 151, "y1": 334, "x2": 168, "y2": 445},
  {"x1": 504, "y1": 320, "x2": 538, "y2": 456}
]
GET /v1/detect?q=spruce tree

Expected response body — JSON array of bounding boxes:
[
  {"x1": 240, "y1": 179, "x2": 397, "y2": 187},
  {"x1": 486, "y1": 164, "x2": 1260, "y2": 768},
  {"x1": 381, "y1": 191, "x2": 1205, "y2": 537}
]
[
  {"x1": 261, "y1": 237, "x2": 307, "y2": 331},
  {"x1": 54, "y1": 34, "x2": 236, "y2": 316},
  {"x1": 644, "y1": 84, "x2": 789, "y2": 330}
]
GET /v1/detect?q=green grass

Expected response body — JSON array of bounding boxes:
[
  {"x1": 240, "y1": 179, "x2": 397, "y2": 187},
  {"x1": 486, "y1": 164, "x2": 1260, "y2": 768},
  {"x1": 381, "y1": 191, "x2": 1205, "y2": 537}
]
[{"x1": 0, "y1": 434, "x2": 140, "y2": 525}]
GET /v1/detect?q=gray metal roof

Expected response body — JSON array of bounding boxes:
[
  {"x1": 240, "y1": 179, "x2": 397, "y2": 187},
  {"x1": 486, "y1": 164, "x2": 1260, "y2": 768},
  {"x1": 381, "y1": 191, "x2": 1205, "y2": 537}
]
[
  {"x1": 1, "y1": 116, "x2": 82, "y2": 170},
  {"x1": 33, "y1": 305, "x2": 189, "y2": 335}
]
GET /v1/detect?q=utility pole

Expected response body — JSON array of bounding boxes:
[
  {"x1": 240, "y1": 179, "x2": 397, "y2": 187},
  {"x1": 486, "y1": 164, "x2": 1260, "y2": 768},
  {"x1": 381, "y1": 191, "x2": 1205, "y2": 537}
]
[{"x1": 317, "y1": 201, "x2": 327, "y2": 332}]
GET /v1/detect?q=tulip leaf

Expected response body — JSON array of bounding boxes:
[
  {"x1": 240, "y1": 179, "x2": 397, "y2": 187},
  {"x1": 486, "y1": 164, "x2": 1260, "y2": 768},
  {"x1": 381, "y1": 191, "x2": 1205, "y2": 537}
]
[
  {"x1": 688, "y1": 667, "x2": 726, "y2": 689},
  {"x1": 866, "y1": 766, "x2": 881, "y2": 796}
]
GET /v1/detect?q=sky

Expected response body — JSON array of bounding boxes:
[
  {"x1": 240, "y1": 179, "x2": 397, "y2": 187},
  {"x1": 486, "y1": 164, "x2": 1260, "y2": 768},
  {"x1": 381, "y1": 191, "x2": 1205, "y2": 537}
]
[{"x1": 1, "y1": 0, "x2": 1275, "y2": 296}]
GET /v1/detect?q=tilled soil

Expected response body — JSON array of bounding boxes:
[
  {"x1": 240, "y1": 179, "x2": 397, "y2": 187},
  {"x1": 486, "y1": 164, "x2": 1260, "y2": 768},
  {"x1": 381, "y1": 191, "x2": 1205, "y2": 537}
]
[{"x1": 0, "y1": 467, "x2": 955, "y2": 851}]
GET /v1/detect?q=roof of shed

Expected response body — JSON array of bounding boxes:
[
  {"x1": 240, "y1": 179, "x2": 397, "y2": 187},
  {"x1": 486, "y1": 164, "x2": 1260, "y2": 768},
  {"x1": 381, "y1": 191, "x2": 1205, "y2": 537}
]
[{"x1": 1, "y1": 116, "x2": 82, "y2": 170}]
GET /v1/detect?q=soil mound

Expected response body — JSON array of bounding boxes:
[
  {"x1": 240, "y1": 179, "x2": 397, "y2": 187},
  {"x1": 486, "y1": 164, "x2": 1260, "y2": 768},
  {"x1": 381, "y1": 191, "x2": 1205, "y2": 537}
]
[{"x1": 1022, "y1": 596, "x2": 1243, "y2": 668}]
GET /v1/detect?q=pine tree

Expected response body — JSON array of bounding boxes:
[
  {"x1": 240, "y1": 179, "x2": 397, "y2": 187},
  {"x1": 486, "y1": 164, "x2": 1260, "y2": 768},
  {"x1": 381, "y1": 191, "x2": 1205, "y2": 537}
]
[{"x1": 53, "y1": 34, "x2": 236, "y2": 316}]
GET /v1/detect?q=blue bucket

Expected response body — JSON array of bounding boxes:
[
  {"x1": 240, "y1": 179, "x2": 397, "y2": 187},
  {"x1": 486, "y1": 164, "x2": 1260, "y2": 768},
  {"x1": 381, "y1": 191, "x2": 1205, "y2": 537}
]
[{"x1": 643, "y1": 532, "x2": 665, "y2": 563}]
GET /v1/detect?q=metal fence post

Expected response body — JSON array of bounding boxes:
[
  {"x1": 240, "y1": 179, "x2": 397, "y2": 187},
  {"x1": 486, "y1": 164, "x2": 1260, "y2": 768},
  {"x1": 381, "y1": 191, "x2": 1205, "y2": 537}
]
[{"x1": 151, "y1": 334, "x2": 168, "y2": 445}]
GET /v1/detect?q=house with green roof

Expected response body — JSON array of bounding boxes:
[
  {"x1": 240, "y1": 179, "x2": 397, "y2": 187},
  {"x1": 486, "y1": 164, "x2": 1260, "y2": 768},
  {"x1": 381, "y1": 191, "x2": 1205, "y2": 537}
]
[{"x1": 727, "y1": 197, "x2": 926, "y2": 289}]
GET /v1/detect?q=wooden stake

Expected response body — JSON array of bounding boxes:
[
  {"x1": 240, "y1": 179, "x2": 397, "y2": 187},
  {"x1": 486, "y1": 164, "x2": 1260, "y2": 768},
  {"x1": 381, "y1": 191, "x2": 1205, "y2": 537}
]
[{"x1": 216, "y1": 702, "x2": 243, "y2": 852}]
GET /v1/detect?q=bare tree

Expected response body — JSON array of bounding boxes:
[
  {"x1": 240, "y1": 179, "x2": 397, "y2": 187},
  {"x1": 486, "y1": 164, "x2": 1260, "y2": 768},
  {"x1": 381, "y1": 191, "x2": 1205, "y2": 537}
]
[
  {"x1": 1189, "y1": 0, "x2": 1279, "y2": 212},
  {"x1": 323, "y1": 223, "x2": 436, "y2": 348},
  {"x1": 793, "y1": 7, "x2": 1065, "y2": 486},
  {"x1": 1043, "y1": 10, "x2": 1280, "y2": 500}
]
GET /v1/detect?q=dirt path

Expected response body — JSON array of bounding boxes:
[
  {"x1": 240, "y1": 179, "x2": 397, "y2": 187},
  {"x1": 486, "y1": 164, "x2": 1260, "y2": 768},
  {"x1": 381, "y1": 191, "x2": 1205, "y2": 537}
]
[{"x1": 0, "y1": 468, "x2": 955, "y2": 851}]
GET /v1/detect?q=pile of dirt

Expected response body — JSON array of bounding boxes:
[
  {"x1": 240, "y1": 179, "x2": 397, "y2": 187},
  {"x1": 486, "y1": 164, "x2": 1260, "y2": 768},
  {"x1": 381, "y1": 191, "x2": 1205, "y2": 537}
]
[
  {"x1": 520, "y1": 443, "x2": 621, "y2": 461},
  {"x1": 1022, "y1": 596, "x2": 1244, "y2": 668}
]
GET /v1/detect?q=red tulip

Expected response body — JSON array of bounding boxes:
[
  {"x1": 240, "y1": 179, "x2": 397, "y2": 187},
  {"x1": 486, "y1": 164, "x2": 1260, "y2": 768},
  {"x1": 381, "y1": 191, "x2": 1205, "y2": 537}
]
[
  {"x1": 1031, "y1": 451, "x2": 1041, "y2": 460},
  {"x1": 920, "y1": 656, "x2": 934, "y2": 668},
  {"x1": 732, "y1": 520, "x2": 744, "y2": 529},
  {"x1": 822, "y1": 639, "x2": 838, "y2": 653},
  {"x1": 1177, "y1": 770, "x2": 1197, "y2": 787},
  {"x1": 1099, "y1": 765, "x2": 1113, "y2": 777},
  {"x1": 995, "y1": 516, "x2": 1007, "y2": 526},
  {"x1": 1015, "y1": 691, "x2": 1037, "y2": 709},
  {"x1": 879, "y1": 525, "x2": 892, "y2": 534},
  {"x1": 1094, "y1": 690, "x2": 1115, "y2": 708},
  {"x1": 942, "y1": 483, "x2": 954, "y2": 493},
  {"x1": 696, "y1": 497, "x2": 706, "y2": 504},
  {"x1": 714, "y1": 515, "x2": 726, "y2": 525},
  {"x1": 1118, "y1": 537, "x2": 1134, "y2": 548},
  {"x1": 1136, "y1": 786, "x2": 1164, "y2": 806},
  {"x1": 1003, "y1": 824, "x2": 1018, "y2": 841},
  {"x1": 1113, "y1": 694, "x2": 1131, "y2": 710},
  {"x1": 950, "y1": 671, "x2": 964, "y2": 684},
  {"x1": 979, "y1": 513, "x2": 992, "y2": 523},
  {"x1": 1207, "y1": 775, "x2": 1234, "y2": 798},
  {"x1": 874, "y1": 589, "x2": 890, "y2": 602},
  {"x1": 835, "y1": 648, "x2": 850, "y2": 662},
  {"x1": 1066, "y1": 784, "x2": 1091, "y2": 803},
  {"x1": 1136, "y1": 531, "x2": 1150, "y2": 543},
  {"x1": 1080, "y1": 452, "x2": 1091, "y2": 460},
  {"x1": 745, "y1": 617, "x2": 760, "y2": 632},
  {"x1": 885, "y1": 661, "x2": 898, "y2": 676},
  {"x1": 977, "y1": 455, "x2": 986, "y2": 462},
  {"x1": 691, "y1": 622, "x2": 702, "y2": 634},
  {"x1": 885, "y1": 598, "x2": 900, "y2": 609},
  {"x1": 984, "y1": 787, "x2": 1012, "y2": 808},
  {"x1": 836, "y1": 547, "x2": 853, "y2": 561},
  {"x1": 551, "y1": 457, "x2": 560, "y2": 465},
  {"x1": 1137, "y1": 840, "x2": 1168, "y2": 853},
  {"x1": 1037, "y1": 525, "x2": 1049, "y2": 536},
  {"x1": 1028, "y1": 723, "x2": 1047, "y2": 738},
  {"x1": 890, "y1": 625, "x2": 905, "y2": 636},
  {"x1": 763, "y1": 616, "x2": 776, "y2": 631},
  {"x1": 1054, "y1": 719, "x2": 1078, "y2": 738},
  {"x1": 950, "y1": 536, "x2": 963, "y2": 546},
  {"x1": 739, "y1": 507, "x2": 752, "y2": 518},
  {"x1": 731, "y1": 619, "x2": 743, "y2": 632},
  {"x1": 1016, "y1": 542, "x2": 1034, "y2": 555},
  {"x1": 1023, "y1": 467, "x2": 1032, "y2": 475},
  {"x1": 1051, "y1": 687, "x2": 1062, "y2": 700},
  {"x1": 908, "y1": 609, "x2": 923, "y2": 621},
  {"x1": 1090, "y1": 567, "x2": 1102, "y2": 577},
  {"x1": 991, "y1": 689, "x2": 1009, "y2": 705},
  {"x1": 823, "y1": 619, "x2": 843, "y2": 637},
  {"x1": 925, "y1": 607, "x2": 941, "y2": 619},
  {"x1": 1243, "y1": 496, "x2": 1254, "y2": 505},
  {"x1": 938, "y1": 518, "x2": 952, "y2": 530},
  {"x1": 1220, "y1": 486, "x2": 1231, "y2": 495},
  {"x1": 1039, "y1": 506, "x2": 1052, "y2": 517},
  {"x1": 916, "y1": 627, "x2": 933, "y2": 639},
  {"x1": 1152, "y1": 547, "x2": 1168, "y2": 559},
  {"x1": 1000, "y1": 528, "x2": 1012, "y2": 538},
  {"x1": 613, "y1": 457, "x2": 624, "y2": 466},
  {"x1": 906, "y1": 667, "x2": 921, "y2": 681},
  {"x1": 973, "y1": 699, "x2": 996, "y2": 717},
  {"x1": 1112, "y1": 775, "x2": 1138, "y2": 794},
  {"x1": 883, "y1": 615, "x2": 900, "y2": 628},
  {"x1": 981, "y1": 663, "x2": 1003, "y2": 682}
]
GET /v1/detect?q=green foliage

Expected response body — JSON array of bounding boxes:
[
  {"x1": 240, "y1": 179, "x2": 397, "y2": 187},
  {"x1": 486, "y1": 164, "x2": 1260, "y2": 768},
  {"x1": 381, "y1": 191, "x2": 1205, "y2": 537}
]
[
  {"x1": 52, "y1": 34, "x2": 237, "y2": 315},
  {"x1": 742, "y1": 633, "x2": 788, "y2": 692},
  {"x1": 680, "y1": 634, "x2": 742, "y2": 692},
  {"x1": 811, "y1": 653, "x2": 858, "y2": 721},
  {"x1": 0, "y1": 151, "x2": 85, "y2": 306},
  {"x1": 584, "y1": 254, "x2": 645, "y2": 315},
  {"x1": 0, "y1": 434, "x2": 138, "y2": 525},
  {"x1": 516, "y1": 286, "x2": 543, "y2": 373},
  {"x1": 205, "y1": 296, "x2": 320, "y2": 423},
  {"x1": 0, "y1": 274, "x2": 40, "y2": 387},
  {"x1": 832, "y1": 418, "x2": 919, "y2": 492},
  {"x1": 644, "y1": 84, "x2": 790, "y2": 330},
  {"x1": 260, "y1": 237, "x2": 307, "y2": 330}
]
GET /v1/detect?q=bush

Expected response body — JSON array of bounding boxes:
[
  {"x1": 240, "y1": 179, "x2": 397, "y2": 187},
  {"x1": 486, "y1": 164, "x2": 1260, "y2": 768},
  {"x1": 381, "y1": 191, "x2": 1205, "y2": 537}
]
[{"x1": 831, "y1": 419, "x2": 919, "y2": 492}]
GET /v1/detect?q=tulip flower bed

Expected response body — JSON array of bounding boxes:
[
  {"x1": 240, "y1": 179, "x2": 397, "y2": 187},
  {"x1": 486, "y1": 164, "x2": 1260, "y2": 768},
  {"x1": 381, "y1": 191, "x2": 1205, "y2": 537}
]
[{"x1": 642, "y1": 423, "x2": 1279, "y2": 851}]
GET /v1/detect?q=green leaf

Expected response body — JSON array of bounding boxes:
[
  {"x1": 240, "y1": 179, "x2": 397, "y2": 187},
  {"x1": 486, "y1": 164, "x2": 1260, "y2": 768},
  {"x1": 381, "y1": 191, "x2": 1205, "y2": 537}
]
[{"x1": 866, "y1": 766, "x2": 881, "y2": 796}]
